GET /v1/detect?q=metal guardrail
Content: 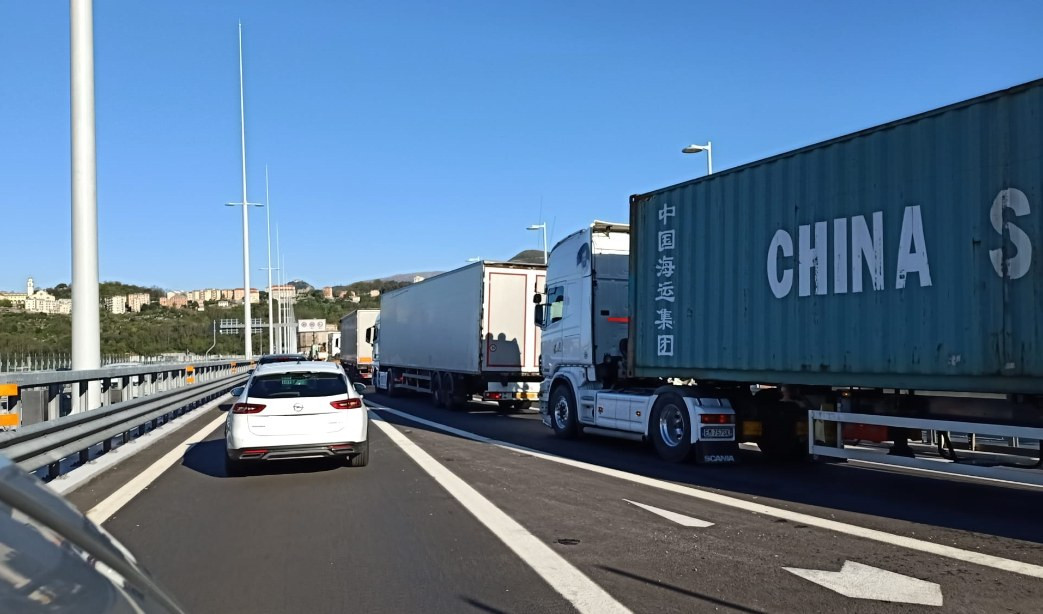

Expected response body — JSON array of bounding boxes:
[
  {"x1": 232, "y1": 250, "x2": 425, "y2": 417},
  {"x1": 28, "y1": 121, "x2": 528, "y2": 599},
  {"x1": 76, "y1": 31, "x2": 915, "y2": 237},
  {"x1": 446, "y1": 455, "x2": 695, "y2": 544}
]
[
  {"x1": 808, "y1": 410, "x2": 1043, "y2": 486},
  {"x1": 0, "y1": 359, "x2": 251, "y2": 425},
  {"x1": 0, "y1": 372, "x2": 247, "y2": 478}
]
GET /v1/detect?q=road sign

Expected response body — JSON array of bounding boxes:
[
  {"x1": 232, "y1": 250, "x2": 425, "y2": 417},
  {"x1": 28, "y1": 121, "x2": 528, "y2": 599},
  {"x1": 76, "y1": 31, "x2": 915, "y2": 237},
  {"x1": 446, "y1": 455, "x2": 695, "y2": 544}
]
[{"x1": 298, "y1": 319, "x2": 326, "y2": 332}]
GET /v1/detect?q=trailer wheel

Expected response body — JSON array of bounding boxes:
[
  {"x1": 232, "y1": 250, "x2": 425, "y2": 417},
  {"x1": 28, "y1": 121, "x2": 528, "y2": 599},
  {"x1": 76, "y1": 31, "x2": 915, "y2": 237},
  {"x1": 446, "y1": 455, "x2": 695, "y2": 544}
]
[
  {"x1": 550, "y1": 384, "x2": 579, "y2": 438},
  {"x1": 650, "y1": 392, "x2": 693, "y2": 463},
  {"x1": 431, "y1": 372, "x2": 445, "y2": 408},
  {"x1": 758, "y1": 402, "x2": 807, "y2": 462},
  {"x1": 442, "y1": 373, "x2": 460, "y2": 410}
]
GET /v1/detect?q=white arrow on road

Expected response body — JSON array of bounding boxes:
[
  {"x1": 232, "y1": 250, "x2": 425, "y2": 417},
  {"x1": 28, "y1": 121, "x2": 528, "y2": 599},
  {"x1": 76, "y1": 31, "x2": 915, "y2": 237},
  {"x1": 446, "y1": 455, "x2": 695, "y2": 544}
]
[
  {"x1": 624, "y1": 499, "x2": 714, "y2": 528},
  {"x1": 784, "y1": 561, "x2": 943, "y2": 606}
]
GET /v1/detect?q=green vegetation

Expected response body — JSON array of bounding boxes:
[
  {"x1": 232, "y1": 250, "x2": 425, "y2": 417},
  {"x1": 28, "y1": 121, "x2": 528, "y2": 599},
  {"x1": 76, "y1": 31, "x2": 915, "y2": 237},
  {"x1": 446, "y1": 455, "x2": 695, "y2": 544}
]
[
  {"x1": 45, "y1": 281, "x2": 165, "y2": 300},
  {"x1": 0, "y1": 280, "x2": 412, "y2": 356},
  {"x1": 294, "y1": 279, "x2": 409, "y2": 322},
  {"x1": 0, "y1": 308, "x2": 248, "y2": 356}
]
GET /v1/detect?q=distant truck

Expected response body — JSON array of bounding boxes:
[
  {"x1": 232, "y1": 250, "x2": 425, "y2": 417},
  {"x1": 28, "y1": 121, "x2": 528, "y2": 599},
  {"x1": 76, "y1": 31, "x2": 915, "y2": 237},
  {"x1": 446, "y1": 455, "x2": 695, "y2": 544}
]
[
  {"x1": 536, "y1": 79, "x2": 1043, "y2": 465},
  {"x1": 339, "y1": 309, "x2": 378, "y2": 382},
  {"x1": 373, "y1": 261, "x2": 544, "y2": 409}
]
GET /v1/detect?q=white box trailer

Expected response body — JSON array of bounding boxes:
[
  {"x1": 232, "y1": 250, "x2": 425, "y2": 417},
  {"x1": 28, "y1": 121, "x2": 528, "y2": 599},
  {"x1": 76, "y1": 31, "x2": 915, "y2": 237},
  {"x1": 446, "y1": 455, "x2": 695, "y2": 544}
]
[
  {"x1": 339, "y1": 309, "x2": 378, "y2": 382},
  {"x1": 373, "y1": 261, "x2": 544, "y2": 409}
]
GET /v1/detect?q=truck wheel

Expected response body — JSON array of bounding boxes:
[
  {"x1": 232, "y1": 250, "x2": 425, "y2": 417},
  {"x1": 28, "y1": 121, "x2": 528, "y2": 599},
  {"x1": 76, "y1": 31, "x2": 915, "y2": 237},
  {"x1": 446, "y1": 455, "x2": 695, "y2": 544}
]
[
  {"x1": 650, "y1": 392, "x2": 693, "y2": 463},
  {"x1": 387, "y1": 369, "x2": 400, "y2": 398},
  {"x1": 442, "y1": 373, "x2": 460, "y2": 410},
  {"x1": 431, "y1": 372, "x2": 445, "y2": 408},
  {"x1": 550, "y1": 384, "x2": 579, "y2": 438}
]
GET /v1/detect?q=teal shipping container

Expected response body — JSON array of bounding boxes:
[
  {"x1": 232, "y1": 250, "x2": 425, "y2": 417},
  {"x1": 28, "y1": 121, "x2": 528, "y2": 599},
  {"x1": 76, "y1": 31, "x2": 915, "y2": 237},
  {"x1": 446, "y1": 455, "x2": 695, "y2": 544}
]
[{"x1": 630, "y1": 79, "x2": 1043, "y2": 394}]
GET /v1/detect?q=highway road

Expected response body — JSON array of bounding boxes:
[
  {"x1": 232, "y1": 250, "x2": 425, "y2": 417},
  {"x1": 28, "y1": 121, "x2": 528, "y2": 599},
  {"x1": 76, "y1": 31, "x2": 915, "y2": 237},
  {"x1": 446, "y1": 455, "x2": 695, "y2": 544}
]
[{"x1": 63, "y1": 390, "x2": 1043, "y2": 613}]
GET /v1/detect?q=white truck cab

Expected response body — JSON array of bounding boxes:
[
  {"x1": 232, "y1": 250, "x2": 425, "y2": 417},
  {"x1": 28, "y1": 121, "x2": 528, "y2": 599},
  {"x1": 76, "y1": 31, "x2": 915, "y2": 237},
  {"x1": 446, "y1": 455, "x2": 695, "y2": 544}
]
[{"x1": 535, "y1": 221, "x2": 738, "y2": 463}]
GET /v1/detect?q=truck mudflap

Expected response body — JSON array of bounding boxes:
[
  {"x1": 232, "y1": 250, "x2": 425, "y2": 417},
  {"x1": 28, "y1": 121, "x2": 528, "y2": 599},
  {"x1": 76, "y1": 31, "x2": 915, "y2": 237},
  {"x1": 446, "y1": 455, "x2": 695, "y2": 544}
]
[
  {"x1": 683, "y1": 396, "x2": 738, "y2": 464},
  {"x1": 694, "y1": 441, "x2": 740, "y2": 464}
]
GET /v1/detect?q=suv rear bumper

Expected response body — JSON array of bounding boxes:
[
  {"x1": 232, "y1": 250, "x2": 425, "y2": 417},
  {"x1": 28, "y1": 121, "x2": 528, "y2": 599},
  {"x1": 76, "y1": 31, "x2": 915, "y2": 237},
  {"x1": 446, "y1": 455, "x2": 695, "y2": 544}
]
[{"x1": 229, "y1": 441, "x2": 366, "y2": 461}]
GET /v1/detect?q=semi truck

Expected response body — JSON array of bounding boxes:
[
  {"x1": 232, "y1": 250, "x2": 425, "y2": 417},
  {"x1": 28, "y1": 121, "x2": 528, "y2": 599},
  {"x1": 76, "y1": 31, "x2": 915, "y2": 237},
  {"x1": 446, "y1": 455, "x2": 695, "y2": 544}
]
[
  {"x1": 339, "y1": 309, "x2": 378, "y2": 382},
  {"x1": 535, "y1": 79, "x2": 1043, "y2": 467},
  {"x1": 373, "y1": 261, "x2": 544, "y2": 409}
]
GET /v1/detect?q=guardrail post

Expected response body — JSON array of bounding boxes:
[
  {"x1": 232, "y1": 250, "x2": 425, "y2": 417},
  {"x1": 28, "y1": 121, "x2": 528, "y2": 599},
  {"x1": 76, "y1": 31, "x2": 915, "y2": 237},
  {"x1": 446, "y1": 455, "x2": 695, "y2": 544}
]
[
  {"x1": 100, "y1": 377, "x2": 111, "y2": 407},
  {"x1": 78, "y1": 448, "x2": 89, "y2": 466},
  {"x1": 47, "y1": 462, "x2": 60, "y2": 480},
  {"x1": 47, "y1": 384, "x2": 61, "y2": 421}
]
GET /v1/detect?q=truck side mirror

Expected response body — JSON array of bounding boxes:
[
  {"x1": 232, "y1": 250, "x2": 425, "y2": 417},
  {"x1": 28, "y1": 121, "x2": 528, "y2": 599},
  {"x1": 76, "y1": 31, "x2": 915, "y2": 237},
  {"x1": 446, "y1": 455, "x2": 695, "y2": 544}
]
[
  {"x1": 365, "y1": 327, "x2": 372, "y2": 343},
  {"x1": 534, "y1": 304, "x2": 547, "y2": 328},
  {"x1": 533, "y1": 293, "x2": 542, "y2": 304}
]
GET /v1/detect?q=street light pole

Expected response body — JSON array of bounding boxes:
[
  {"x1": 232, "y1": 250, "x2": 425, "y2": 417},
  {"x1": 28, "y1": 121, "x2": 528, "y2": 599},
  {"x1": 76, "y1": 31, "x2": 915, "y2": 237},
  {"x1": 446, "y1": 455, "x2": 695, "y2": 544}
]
[
  {"x1": 264, "y1": 165, "x2": 274, "y2": 355},
  {"x1": 526, "y1": 223, "x2": 548, "y2": 264},
  {"x1": 275, "y1": 225, "x2": 283, "y2": 353},
  {"x1": 70, "y1": 0, "x2": 101, "y2": 411},
  {"x1": 236, "y1": 21, "x2": 253, "y2": 359},
  {"x1": 682, "y1": 141, "x2": 713, "y2": 175}
]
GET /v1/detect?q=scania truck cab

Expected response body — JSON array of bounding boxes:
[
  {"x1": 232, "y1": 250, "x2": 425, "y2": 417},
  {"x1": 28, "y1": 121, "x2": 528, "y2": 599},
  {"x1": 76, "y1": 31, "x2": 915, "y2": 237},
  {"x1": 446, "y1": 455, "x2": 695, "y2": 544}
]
[{"x1": 534, "y1": 221, "x2": 739, "y2": 463}]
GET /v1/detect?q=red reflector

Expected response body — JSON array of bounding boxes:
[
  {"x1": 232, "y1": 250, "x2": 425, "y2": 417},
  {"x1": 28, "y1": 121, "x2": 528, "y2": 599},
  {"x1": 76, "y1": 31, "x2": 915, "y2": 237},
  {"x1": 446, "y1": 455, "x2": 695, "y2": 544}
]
[
  {"x1": 329, "y1": 444, "x2": 354, "y2": 451},
  {"x1": 231, "y1": 403, "x2": 266, "y2": 414},
  {"x1": 242, "y1": 449, "x2": 268, "y2": 456},
  {"x1": 486, "y1": 392, "x2": 502, "y2": 400},
  {"x1": 700, "y1": 413, "x2": 734, "y2": 424},
  {"x1": 330, "y1": 398, "x2": 363, "y2": 410},
  {"x1": 606, "y1": 316, "x2": 630, "y2": 323}
]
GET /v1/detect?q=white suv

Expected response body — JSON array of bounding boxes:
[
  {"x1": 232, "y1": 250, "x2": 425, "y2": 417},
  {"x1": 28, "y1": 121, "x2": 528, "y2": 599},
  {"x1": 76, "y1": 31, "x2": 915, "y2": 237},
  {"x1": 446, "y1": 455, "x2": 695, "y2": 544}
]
[{"x1": 225, "y1": 361, "x2": 369, "y2": 475}]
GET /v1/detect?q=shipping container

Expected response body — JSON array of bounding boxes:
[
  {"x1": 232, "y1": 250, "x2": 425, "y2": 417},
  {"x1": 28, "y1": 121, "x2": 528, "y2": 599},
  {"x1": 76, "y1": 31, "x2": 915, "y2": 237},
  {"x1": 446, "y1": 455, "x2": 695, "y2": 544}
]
[{"x1": 629, "y1": 79, "x2": 1043, "y2": 395}]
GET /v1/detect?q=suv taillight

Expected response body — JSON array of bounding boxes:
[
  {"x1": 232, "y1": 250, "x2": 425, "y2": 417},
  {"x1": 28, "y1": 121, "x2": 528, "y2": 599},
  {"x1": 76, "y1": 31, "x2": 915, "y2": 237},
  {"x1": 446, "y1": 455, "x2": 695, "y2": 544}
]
[
  {"x1": 331, "y1": 398, "x2": 363, "y2": 410},
  {"x1": 231, "y1": 402, "x2": 266, "y2": 414}
]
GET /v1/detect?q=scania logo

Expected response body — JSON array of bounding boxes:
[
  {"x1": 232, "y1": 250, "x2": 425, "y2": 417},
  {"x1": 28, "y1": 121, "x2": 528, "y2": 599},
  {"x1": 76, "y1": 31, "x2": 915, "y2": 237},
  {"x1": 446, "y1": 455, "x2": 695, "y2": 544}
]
[
  {"x1": 292, "y1": 402, "x2": 304, "y2": 413},
  {"x1": 703, "y1": 455, "x2": 736, "y2": 463}
]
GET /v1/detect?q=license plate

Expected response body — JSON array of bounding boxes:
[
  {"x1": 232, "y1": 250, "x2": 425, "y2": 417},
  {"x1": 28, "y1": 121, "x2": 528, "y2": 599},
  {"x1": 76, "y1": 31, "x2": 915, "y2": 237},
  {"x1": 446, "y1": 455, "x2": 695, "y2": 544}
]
[{"x1": 701, "y1": 426, "x2": 734, "y2": 440}]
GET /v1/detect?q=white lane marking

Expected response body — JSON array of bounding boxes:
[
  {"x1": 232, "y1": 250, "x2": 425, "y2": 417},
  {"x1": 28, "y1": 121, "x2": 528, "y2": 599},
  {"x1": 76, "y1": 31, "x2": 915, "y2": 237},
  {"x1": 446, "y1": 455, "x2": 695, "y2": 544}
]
[
  {"x1": 368, "y1": 402, "x2": 1043, "y2": 580},
  {"x1": 52, "y1": 395, "x2": 230, "y2": 496},
  {"x1": 624, "y1": 499, "x2": 714, "y2": 528},
  {"x1": 87, "y1": 414, "x2": 226, "y2": 524},
  {"x1": 784, "y1": 561, "x2": 943, "y2": 606},
  {"x1": 369, "y1": 413, "x2": 631, "y2": 614}
]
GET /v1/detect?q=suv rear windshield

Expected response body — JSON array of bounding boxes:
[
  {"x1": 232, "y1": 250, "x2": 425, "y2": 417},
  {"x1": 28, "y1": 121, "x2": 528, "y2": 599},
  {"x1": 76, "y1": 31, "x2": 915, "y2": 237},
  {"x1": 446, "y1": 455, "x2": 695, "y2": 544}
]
[{"x1": 248, "y1": 372, "x2": 347, "y2": 398}]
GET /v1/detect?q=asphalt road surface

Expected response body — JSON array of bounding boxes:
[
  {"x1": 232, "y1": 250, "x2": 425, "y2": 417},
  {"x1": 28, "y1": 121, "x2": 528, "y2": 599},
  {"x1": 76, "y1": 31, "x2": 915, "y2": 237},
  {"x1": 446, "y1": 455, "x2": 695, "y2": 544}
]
[{"x1": 63, "y1": 390, "x2": 1043, "y2": 613}]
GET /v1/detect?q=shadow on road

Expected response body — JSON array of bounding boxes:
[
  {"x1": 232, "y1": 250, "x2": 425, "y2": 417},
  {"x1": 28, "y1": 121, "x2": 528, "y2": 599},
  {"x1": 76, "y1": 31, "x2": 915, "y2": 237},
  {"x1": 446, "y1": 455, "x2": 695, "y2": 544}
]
[
  {"x1": 460, "y1": 597, "x2": 510, "y2": 614},
  {"x1": 597, "y1": 565, "x2": 765, "y2": 614},
  {"x1": 182, "y1": 439, "x2": 341, "y2": 478},
  {"x1": 367, "y1": 391, "x2": 1043, "y2": 545}
]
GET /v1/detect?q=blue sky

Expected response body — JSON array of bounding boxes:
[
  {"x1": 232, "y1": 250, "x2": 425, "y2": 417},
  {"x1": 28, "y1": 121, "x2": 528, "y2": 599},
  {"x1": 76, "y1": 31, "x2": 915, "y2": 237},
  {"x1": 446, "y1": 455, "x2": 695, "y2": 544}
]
[{"x1": 2, "y1": 0, "x2": 1042, "y2": 291}]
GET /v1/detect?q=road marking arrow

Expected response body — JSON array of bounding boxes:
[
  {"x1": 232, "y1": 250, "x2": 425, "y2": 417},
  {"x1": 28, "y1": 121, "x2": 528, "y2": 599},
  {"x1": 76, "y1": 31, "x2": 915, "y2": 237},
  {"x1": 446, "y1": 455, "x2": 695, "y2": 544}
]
[
  {"x1": 624, "y1": 499, "x2": 714, "y2": 528},
  {"x1": 784, "y1": 561, "x2": 943, "y2": 606}
]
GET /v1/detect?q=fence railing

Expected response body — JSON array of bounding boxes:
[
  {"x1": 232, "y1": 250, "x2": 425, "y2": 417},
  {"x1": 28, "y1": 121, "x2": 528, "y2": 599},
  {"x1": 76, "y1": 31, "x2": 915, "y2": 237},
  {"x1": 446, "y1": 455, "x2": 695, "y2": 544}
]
[
  {"x1": 0, "y1": 371, "x2": 247, "y2": 479},
  {"x1": 0, "y1": 352, "x2": 245, "y2": 373},
  {"x1": 0, "y1": 359, "x2": 252, "y2": 427}
]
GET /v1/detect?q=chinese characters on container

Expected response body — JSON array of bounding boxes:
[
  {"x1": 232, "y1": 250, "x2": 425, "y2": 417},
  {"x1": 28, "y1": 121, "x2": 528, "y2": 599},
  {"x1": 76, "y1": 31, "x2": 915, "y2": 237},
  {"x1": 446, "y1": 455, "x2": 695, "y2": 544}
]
[{"x1": 656, "y1": 203, "x2": 676, "y2": 357}]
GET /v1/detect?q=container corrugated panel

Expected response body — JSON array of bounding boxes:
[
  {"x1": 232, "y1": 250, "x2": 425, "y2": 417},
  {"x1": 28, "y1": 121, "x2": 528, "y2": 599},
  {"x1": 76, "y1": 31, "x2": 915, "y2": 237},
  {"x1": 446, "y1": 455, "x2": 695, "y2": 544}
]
[{"x1": 630, "y1": 79, "x2": 1043, "y2": 394}]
